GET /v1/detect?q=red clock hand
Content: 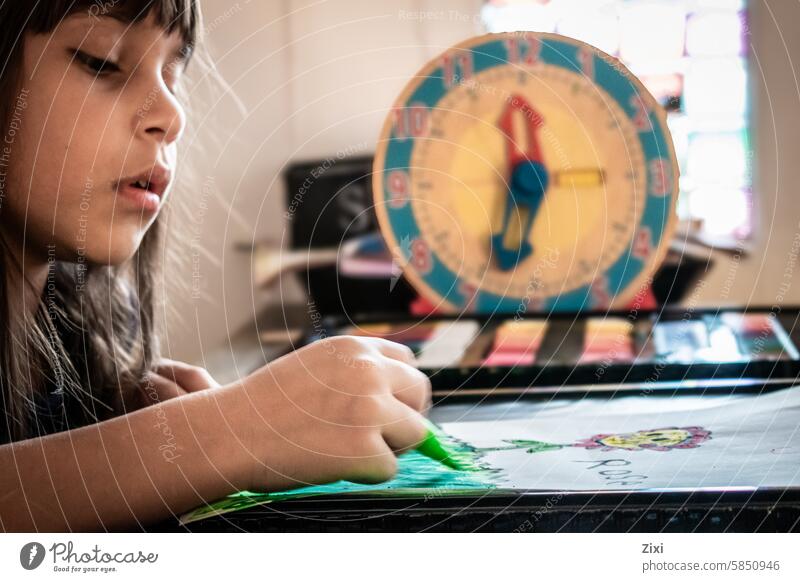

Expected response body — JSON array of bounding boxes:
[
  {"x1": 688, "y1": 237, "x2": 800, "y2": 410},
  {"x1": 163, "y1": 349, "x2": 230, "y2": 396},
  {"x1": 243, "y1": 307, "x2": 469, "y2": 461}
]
[
  {"x1": 498, "y1": 95, "x2": 544, "y2": 166},
  {"x1": 492, "y1": 95, "x2": 549, "y2": 271}
]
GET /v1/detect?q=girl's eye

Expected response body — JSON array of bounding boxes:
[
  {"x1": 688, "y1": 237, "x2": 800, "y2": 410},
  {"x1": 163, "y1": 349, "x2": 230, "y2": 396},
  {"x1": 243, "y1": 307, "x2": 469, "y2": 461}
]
[{"x1": 73, "y1": 50, "x2": 121, "y2": 76}]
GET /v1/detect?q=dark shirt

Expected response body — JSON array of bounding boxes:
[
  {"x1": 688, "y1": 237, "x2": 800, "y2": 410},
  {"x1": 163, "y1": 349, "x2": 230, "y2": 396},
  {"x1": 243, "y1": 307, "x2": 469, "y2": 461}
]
[
  {"x1": 1, "y1": 293, "x2": 142, "y2": 444},
  {"x1": 1, "y1": 346, "x2": 89, "y2": 445}
]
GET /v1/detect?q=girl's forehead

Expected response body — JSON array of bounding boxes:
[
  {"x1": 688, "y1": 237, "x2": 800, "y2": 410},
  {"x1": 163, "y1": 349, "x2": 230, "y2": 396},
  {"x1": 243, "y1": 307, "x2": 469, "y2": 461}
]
[
  {"x1": 56, "y1": 13, "x2": 189, "y2": 59},
  {"x1": 58, "y1": 12, "x2": 177, "y2": 40}
]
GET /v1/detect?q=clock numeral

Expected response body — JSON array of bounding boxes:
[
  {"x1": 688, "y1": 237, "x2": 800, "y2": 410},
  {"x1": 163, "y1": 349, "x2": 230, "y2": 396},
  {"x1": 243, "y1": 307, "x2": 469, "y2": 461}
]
[
  {"x1": 505, "y1": 33, "x2": 541, "y2": 66},
  {"x1": 578, "y1": 46, "x2": 594, "y2": 80},
  {"x1": 648, "y1": 158, "x2": 671, "y2": 197},
  {"x1": 458, "y1": 280, "x2": 478, "y2": 312},
  {"x1": 591, "y1": 277, "x2": 611, "y2": 308},
  {"x1": 630, "y1": 94, "x2": 651, "y2": 132},
  {"x1": 410, "y1": 238, "x2": 433, "y2": 275},
  {"x1": 442, "y1": 52, "x2": 474, "y2": 88},
  {"x1": 393, "y1": 103, "x2": 430, "y2": 140},
  {"x1": 387, "y1": 170, "x2": 410, "y2": 208},
  {"x1": 633, "y1": 227, "x2": 653, "y2": 260},
  {"x1": 504, "y1": 38, "x2": 521, "y2": 64}
]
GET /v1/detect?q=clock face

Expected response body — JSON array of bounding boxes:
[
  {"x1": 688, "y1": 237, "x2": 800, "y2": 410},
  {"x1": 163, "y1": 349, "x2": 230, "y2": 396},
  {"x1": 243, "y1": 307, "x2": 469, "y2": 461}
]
[{"x1": 373, "y1": 32, "x2": 678, "y2": 313}]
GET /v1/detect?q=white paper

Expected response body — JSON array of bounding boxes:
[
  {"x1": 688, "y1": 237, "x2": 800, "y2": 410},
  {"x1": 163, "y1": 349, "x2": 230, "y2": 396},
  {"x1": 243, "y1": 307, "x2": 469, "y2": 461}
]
[{"x1": 440, "y1": 387, "x2": 800, "y2": 491}]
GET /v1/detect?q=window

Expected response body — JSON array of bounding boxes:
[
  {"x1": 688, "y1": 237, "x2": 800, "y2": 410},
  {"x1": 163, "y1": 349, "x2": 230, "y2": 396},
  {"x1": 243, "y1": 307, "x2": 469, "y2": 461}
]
[{"x1": 481, "y1": 0, "x2": 752, "y2": 240}]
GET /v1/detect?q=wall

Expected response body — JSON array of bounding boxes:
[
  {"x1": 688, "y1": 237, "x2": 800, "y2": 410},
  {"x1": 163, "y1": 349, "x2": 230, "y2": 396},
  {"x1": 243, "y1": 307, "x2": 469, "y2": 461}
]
[
  {"x1": 690, "y1": 0, "x2": 800, "y2": 310},
  {"x1": 164, "y1": 0, "x2": 800, "y2": 364}
]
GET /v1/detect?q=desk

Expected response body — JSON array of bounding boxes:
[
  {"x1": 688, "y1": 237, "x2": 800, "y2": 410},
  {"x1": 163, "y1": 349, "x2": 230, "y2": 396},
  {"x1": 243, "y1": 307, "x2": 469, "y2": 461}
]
[{"x1": 161, "y1": 307, "x2": 800, "y2": 532}]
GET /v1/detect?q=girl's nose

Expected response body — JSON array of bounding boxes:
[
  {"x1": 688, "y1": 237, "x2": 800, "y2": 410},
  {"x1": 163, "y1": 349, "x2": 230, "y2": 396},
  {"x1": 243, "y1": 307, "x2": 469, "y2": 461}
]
[{"x1": 137, "y1": 81, "x2": 186, "y2": 145}]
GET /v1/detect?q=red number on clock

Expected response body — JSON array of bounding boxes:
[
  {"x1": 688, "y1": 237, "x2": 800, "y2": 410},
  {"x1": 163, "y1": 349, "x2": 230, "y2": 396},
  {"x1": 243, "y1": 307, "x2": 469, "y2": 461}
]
[
  {"x1": 630, "y1": 94, "x2": 650, "y2": 132},
  {"x1": 411, "y1": 238, "x2": 432, "y2": 275},
  {"x1": 505, "y1": 34, "x2": 541, "y2": 66},
  {"x1": 387, "y1": 170, "x2": 409, "y2": 208},
  {"x1": 648, "y1": 158, "x2": 671, "y2": 197},
  {"x1": 393, "y1": 103, "x2": 429, "y2": 139},
  {"x1": 442, "y1": 52, "x2": 474, "y2": 88},
  {"x1": 633, "y1": 227, "x2": 652, "y2": 260}
]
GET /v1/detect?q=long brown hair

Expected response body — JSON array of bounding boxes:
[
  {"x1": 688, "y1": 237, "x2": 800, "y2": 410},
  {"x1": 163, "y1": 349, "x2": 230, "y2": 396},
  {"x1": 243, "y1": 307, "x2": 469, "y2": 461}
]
[{"x1": 0, "y1": 0, "x2": 201, "y2": 443}]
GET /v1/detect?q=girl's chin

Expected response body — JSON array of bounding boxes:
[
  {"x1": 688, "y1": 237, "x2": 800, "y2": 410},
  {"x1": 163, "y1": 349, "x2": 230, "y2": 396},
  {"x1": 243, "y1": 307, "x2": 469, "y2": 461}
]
[{"x1": 80, "y1": 234, "x2": 149, "y2": 266}]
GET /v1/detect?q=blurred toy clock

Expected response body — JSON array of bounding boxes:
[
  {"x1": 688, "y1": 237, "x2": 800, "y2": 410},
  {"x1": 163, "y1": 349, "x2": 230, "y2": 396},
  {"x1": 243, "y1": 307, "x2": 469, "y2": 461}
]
[{"x1": 373, "y1": 32, "x2": 678, "y2": 313}]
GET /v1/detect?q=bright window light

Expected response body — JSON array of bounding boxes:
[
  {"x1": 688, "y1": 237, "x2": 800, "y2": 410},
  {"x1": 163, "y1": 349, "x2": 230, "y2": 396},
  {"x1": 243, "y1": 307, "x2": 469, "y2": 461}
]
[{"x1": 481, "y1": 0, "x2": 753, "y2": 240}]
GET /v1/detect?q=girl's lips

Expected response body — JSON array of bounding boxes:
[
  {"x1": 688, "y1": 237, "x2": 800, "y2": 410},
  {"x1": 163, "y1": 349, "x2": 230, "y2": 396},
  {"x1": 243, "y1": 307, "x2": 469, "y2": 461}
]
[
  {"x1": 116, "y1": 183, "x2": 161, "y2": 213},
  {"x1": 114, "y1": 165, "x2": 171, "y2": 213}
]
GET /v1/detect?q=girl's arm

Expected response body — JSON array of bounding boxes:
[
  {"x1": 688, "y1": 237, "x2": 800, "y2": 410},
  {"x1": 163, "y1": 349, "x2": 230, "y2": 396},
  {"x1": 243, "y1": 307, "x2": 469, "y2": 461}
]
[
  {"x1": 0, "y1": 336, "x2": 430, "y2": 532},
  {"x1": 0, "y1": 383, "x2": 254, "y2": 531}
]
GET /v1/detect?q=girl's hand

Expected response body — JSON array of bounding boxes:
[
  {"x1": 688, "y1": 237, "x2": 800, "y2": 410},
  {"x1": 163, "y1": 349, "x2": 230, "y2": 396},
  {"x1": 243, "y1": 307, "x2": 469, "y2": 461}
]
[
  {"x1": 230, "y1": 336, "x2": 432, "y2": 492},
  {"x1": 139, "y1": 358, "x2": 221, "y2": 406}
]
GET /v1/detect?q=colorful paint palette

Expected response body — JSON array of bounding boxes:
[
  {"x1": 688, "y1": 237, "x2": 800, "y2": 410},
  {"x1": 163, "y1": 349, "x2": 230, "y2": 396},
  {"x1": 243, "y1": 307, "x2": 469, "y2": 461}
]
[
  {"x1": 483, "y1": 320, "x2": 548, "y2": 367},
  {"x1": 345, "y1": 320, "x2": 480, "y2": 369},
  {"x1": 579, "y1": 317, "x2": 635, "y2": 364},
  {"x1": 328, "y1": 310, "x2": 799, "y2": 372}
]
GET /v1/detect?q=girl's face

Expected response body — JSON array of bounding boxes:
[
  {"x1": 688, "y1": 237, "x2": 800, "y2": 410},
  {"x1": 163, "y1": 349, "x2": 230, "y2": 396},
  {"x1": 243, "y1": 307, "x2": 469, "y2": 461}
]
[{"x1": 5, "y1": 12, "x2": 188, "y2": 266}]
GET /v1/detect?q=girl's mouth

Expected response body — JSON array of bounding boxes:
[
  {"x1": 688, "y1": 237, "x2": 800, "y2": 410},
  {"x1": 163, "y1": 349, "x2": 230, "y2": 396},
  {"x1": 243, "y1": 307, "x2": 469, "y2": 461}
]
[{"x1": 114, "y1": 165, "x2": 171, "y2": 213}]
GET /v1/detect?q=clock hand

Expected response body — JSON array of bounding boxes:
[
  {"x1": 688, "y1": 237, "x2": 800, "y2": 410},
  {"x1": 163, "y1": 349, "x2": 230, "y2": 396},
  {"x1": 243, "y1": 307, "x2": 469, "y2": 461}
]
[
  {"x1": 453, "y1": 168, "x2": 606, "y2": 189},
  {"x1": 492, "y1": 95, "x2": 549, "y2": 271}
]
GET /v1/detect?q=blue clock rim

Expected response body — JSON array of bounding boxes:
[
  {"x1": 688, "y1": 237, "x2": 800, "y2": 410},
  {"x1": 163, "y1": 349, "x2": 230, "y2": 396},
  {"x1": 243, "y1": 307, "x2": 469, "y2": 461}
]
[{"x1": 375, "y1": 32, "x2": 679, "y2": 314}]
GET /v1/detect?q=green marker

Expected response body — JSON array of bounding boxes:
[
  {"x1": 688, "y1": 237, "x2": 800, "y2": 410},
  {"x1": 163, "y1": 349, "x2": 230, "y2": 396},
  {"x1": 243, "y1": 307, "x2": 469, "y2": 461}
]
[{"x1": 414, "y1": 418, "x2": 477, "y2": 471}]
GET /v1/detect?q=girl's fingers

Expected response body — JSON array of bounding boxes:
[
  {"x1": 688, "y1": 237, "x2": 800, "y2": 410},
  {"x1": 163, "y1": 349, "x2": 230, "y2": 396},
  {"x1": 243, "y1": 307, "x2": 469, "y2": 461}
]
[
  {"x1": 358, "y1": 337, "x2": 431, "y2": 412},
  {"x1": 379, "y1": 401, "x2": 429, "y2": 454},
  {"x1": 141, "y1": 372, "x2": 186, "y2": 405},
  {"x1": 368, "y1": 337, "x2": 418, "y2": 366},
  {"x1": 153, "y1": 359, "x2": 221, "y2": 392},
  {"x1": 385, "y1": 359, "x2": 431, "y2": 413}
]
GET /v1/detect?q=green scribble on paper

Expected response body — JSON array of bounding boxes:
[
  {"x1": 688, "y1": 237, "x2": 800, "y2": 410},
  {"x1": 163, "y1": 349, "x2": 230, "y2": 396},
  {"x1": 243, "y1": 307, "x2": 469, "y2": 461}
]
[
  {"x1": 180, "y1": 426, "x2": 497, "y2": 525},
  {"x1": 180, "y1": 424, "x2": 715, "y2": 524},
  {"x1": 475, "y1": 439, "x2": 566, "y2": 454}
]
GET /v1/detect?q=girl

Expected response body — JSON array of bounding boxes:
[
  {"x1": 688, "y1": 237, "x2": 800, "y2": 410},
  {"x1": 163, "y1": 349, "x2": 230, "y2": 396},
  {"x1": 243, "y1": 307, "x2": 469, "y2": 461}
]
[{"x1": 0, "y1": 1, "x2": 430, "y2": 531}]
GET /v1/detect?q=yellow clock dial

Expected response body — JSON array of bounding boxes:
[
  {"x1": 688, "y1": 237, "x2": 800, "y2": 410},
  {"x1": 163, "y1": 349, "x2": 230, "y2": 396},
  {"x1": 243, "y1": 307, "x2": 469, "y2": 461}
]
[
  {"x1": 373, "y1": 32, "x2": 678, "y2": 313},
  {"x1": 410, "y1": 63, "x2": 646, "y2": 299}
]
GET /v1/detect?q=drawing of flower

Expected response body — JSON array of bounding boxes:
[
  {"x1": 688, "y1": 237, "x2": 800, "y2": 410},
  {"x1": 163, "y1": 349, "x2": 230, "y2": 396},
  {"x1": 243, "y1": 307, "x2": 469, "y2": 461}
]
[{"x1": 573, "y1": 426, "x2": 711, "y2": 452}]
